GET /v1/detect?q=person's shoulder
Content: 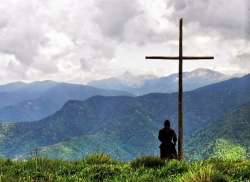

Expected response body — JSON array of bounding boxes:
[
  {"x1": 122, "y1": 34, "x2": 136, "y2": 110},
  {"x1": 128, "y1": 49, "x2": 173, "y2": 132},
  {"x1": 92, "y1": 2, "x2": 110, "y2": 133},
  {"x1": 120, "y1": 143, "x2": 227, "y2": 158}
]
[
  {"x1": 170, "y1": 128, "x2": 176, "y2": 132},
  {"x1": 159, "y1": 128, "x2": 165, "y2": 132}
]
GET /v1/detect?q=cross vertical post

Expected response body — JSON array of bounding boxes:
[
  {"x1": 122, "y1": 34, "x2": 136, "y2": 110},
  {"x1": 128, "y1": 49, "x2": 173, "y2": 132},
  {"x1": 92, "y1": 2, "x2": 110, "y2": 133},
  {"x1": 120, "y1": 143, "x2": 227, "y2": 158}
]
[
  {"x1": 145, "y1": 18, "x2": 214, "y2": 160},
  {"x1": 178, "y1": 18, "x2": 183, "y2": 160}
]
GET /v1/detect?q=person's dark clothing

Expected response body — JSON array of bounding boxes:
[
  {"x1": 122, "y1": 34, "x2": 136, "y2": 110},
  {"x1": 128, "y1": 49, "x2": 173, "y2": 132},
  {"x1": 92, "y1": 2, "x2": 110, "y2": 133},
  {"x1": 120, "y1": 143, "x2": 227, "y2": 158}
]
[{"x1": 158, "y1": 126, "x2": 177, "y2": 159}]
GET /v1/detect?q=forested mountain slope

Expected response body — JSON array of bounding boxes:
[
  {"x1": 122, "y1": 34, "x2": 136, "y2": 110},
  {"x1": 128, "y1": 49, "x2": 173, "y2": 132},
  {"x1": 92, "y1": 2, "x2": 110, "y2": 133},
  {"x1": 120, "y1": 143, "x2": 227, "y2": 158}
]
[
  {"x1": 185, "y1": 101, "x2": 250, "y2": 161},
  {"x1": 0, "y1": 74, "x2": 249, "y2": 161}
]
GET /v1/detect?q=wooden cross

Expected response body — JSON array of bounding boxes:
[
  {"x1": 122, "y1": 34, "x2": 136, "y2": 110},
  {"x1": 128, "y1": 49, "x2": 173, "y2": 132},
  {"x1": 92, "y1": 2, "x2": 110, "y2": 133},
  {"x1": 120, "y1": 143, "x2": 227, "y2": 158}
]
[{"x1": 146, "y1": 18, "x2": 214, "y2": 160}]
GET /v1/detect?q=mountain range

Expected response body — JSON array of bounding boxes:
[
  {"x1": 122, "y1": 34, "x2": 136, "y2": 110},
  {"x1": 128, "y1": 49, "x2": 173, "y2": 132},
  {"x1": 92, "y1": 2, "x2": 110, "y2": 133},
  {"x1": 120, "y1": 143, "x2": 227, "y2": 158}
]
[
  {"x1": 0, "y1": 68, "x2": 232, "y2": 122},
  {"x1": 0, "y1": 81, "x2": 133, "y2": 122},
  {"x1": 87, "y1": 68, "x2": 232, "y2": 95},
  {"x1": 0, "y1": 80, "x2": 59, "y2": 109},
  {"x1": 0, "y1": 74, "x2": 249, "y2": 161}
]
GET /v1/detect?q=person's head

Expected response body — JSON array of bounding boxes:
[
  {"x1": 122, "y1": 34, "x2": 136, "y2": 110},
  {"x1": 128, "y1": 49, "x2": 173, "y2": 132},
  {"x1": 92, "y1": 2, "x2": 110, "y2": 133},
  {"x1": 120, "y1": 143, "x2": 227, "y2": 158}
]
[{"x1": 164, "y1": 119, "x2": 170, "y2": 127}]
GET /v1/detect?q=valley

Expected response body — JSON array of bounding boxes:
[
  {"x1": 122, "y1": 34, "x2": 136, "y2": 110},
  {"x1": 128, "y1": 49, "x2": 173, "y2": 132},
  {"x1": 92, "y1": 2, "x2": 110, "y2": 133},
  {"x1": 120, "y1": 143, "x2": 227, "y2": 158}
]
[{"x1": 0, "y1": 73, "x2": 249, "y2": 161}]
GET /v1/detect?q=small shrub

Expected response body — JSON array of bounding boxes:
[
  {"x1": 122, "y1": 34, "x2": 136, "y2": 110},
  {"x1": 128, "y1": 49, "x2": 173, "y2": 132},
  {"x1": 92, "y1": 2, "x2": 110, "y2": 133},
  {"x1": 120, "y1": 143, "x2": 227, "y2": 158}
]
[
  {"x1": 1, "y1": 158, "x2": 12, "y2": 166},
  {"x1": 180, "y1": 162, "x2": 229, "y2": 182},
  {"x1": 227, "y1": 161, "x2": 250, "y2": 180},
  {"x1": 130, "y1": 155, "x2": 165, "y2": 169},
  {"x1": 181, "y1": 164, "x2": 213, "y2": 182},
  {"x1": 159, "y1": 160, "x2": 189, "y2": 178},
  {"x1": 31, "y1": 171, "x2": 48, "y2": 181},
  {"x1": 80, "y1": 164, "x2": 121, "y2": 181},
  {"x1": 205, "y1": 157, "x2": 250, "y2": 180},
  {"x1": 84, "y1": 152, "x2": 116, "y2": 165}
]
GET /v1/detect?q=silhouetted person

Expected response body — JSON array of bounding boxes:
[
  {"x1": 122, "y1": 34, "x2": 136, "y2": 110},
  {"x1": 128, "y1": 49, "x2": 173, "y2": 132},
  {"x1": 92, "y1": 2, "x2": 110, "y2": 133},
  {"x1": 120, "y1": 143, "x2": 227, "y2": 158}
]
[{"x1": 158, "y1": 119, "x2": 177, "y2": 159}]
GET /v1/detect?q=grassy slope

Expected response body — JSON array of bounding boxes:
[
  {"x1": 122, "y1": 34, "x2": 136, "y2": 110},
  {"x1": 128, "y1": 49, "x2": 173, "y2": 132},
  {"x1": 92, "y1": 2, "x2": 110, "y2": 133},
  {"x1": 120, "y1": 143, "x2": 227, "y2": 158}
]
[{"x1": 0, "y1": 154, "x2": 249, "y2": 181}]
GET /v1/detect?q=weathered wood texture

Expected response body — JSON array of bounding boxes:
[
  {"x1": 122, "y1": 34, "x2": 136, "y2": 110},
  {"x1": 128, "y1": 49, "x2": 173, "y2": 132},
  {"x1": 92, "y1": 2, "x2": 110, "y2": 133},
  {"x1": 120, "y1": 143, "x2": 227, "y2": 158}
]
[
  {"x1": 178, "y1": 18, "x2": 183, "y2": 160},
  {"x1": 145, "y1": 56, "x2": 214, "y2": 59}
]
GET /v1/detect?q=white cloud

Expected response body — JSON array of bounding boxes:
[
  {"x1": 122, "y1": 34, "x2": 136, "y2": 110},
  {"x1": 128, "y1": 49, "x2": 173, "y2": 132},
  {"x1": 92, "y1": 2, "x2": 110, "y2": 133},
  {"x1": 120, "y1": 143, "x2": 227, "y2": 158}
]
[
  {"x1": 168, "y1": 0, "x2": 249, "y2": 39},
  {"x1": 0, "y1": 0, "x2": 249, "y2": 84},
  {"x1": 229, "y1": 40, "x2": 250, "y2": 72}
]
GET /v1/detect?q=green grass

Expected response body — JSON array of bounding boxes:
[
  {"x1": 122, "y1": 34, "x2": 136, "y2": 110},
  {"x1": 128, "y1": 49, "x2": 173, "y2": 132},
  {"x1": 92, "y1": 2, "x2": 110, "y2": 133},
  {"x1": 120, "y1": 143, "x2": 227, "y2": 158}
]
[{"x1": 0, "y1": 153, "x2": 249, "y2": 181}]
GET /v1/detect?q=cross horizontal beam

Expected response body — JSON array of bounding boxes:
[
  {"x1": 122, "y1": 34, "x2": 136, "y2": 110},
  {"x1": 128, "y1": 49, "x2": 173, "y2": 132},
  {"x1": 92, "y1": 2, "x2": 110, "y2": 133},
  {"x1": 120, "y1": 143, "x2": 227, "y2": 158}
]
[{"x1": 146, "y1": 56, "x2": 214, "y2": 60}]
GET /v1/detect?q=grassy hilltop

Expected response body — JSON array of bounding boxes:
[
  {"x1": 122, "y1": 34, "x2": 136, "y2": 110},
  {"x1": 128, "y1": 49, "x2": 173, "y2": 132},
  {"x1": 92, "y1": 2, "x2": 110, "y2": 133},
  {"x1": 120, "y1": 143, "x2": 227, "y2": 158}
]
[{"x1": 0, "y1": 153, "x2": 249, "y2": 181}]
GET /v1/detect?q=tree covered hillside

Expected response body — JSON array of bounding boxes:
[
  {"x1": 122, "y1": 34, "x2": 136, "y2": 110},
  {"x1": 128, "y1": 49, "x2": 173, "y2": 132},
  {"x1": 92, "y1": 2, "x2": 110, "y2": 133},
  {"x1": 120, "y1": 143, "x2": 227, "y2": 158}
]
[
  {"x1": 185, "y1": 101, "x2": 250, "y2": 161},
  {"x1": 0, "y1": 75, "x2": 249, "y2": 161}
]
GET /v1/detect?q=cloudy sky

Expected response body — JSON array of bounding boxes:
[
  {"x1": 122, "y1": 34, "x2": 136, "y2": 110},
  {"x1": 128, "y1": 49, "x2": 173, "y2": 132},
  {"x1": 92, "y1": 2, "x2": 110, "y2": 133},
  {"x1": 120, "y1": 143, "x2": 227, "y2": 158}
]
[{"x1": 0, "y1": 0, "x2": 249, "y2": 84}]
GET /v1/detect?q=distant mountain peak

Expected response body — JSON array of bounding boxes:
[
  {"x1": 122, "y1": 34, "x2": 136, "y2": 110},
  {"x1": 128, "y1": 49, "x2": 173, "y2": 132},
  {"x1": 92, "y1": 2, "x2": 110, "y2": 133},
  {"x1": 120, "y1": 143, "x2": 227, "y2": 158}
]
[
  {"x1": 122, "y1": 71, "x2": 133, "y2": 76},
  {"x1": 87, "y1": 68, "x2": 236, "y2": 95},
  {"x1": 118, "y1": 71, "x2": 135, "y2": 80},
  {"x1": 193, "y1": 68, "x2": 210, "y2": 71},
  {"x1": 117, "y1": 72, "x2": 158, "y2": 87},
  {"x1": 187, "y1": 68, "x2": 225, "y2": 79}
]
